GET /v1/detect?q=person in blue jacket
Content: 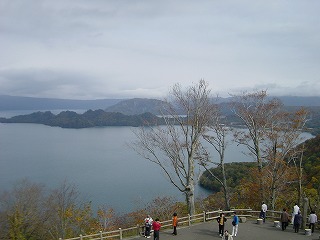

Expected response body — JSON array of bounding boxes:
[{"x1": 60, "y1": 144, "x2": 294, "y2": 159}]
[{"x1": 232, "y1": 212, "x2": 239, "y2": 237}]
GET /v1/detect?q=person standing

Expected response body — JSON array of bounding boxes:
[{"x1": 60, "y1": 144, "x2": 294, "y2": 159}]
[
  {"x1": 152, "y1": 218, "x2": 161, "y2": 240},
  {"x1": 293, "y1": 211, "x2": 302, "y2": 233},
  {"x1": 232, "y1": 212, "x2": 239, "y2": 237},
  {"x1": 172, "y1": 212, "x2": 178, "y2": 235},
  {"x1": 292, "y1": 203, "x2": 300, "y2": 224},
  {"x1": 217, "y1": 213, "x2": 227, "y2": 237},
  {"x1": 308, "y1": 210, "x2": 318, "y2": 233},
  {"x1": 144, "y1": 215, "x2": 153, "y2": 238},
  {"x1": 260, "y1": 202, "x2": 267, "y2": 223},
  {"x1": 280, "y1": 208, "x2": 290, "y2": 231}
]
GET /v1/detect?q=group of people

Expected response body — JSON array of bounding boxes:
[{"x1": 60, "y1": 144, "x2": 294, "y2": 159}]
[
  {"x1": 217, "y1": 212, "x2": 239, "y2": 239},
  {"x1": 260, "y1": 202, "x2": 318, "y2": 234},
  {"x1": 144, "y1": 212, "x2": 178, "y2": 240},
  {"x1": 144, "y1": 204, "x2": 318, "y2": 239},
  {"x1": 144, "y1": 215, "x2": 161, "y2": 240},
  {"x1": 279, "y1": 203, "x2": 318, "y2": 234}
]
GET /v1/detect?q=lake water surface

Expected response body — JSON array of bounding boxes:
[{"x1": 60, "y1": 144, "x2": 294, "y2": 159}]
[
  {"x1": 0, "y1": 123, "x2": 212, "y2": 213},
  {"x1": 0, "y1": 111, "x2": 314, "y2": 213}
]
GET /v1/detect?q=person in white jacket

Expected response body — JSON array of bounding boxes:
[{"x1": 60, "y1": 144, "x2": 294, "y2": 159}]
[
  {"x1": 292, "y1": 203, "x2": 300, "y2": 224},
  {"x1": 144, "y1": 215, "x2": 153, "y2": 238},
  {"x1": 260, "y1": 202, "x2": 267, "y2": 223},
  {"x1": 308, "y1": 210, "x2": 318, "y2": 233}
]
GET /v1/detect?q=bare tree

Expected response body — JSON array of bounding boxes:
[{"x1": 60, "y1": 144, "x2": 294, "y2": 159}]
[
  {"x1": 131, "y1": 80, "x2": 215, "y2": 215},
  {"x1": 0, "y1": 179, "x2": 48, "y2": 240},
  {"x1": 292, "y1": 144, "x2": 305, "y2": 206},
  {"x1": 230, "y1": 90, "x2": 282, "y2": 202},
  {"x1": 97, "y1": 205, "x2": 116, "y2": 231},
  {"x1": 46, "y1": 180, "x2": 93, "y2": 240},
  {"x1": 197, "y1": 104, "x2": 232, "y2": 210},
  {"x1": 263, "y1": 107, "x2": 308, "y2": 209}
]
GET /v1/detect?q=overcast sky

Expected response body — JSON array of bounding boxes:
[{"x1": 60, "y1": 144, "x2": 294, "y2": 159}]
[{"x1": 1, "y1": 1, "x2": 320, "y2": 100}]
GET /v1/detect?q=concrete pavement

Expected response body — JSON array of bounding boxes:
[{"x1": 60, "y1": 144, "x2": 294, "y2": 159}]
[{"x1": 136, "y1": 220, "x2": 319, "y2": 240}]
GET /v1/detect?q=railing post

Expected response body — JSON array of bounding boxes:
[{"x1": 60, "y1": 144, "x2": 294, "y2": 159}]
[
  {"x1": 100, "y1": 231, "x2": 103, "y2": 240},
  {"x1": 203, "y1": 211, "x2": 206, "y2": 222},
  {"x1": 188, "y1": 214, "x2": 191, "y2": 226},
  {"x1": 119, "y1": 228, "x2": 122, "y2": 240},
  {"x1": 59, "y1": 238, "x2": 62, "y2": 240},
  {"x1": 136, "y1": 224, "x2": 140, "y2": 236},
  {"x1": 79, "y1": 234, "x2": 83, "y2": 240}
]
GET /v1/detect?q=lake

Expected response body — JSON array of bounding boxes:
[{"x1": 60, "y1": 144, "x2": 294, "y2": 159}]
[
  {"x1": 0, "y1": 122, "x2": 211, "y2": 213},
  {"x1": 0, "y1": 111, "x2": 314, "y2": 213}
]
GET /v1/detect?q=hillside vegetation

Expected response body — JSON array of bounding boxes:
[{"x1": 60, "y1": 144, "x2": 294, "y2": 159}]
[
  {"x1": 199, "y1": 162, "x2": 256, "y2": 191},
  {"x1": 200, "y1": 134, "x2": 320, "y2": 211}
]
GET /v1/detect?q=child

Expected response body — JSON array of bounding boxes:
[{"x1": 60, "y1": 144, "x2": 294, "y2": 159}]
[{"x1": 222, "y1": 230, "x2": 233, "y2": 240}]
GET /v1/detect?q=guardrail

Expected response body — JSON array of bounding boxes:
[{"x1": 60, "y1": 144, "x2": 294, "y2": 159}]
[{"x1": 59, "y1": 208, "x2": 264, "y2": 240}]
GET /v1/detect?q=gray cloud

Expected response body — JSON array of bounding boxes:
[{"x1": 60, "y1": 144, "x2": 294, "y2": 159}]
[{"x1": 0, "y1": 0, "x2": 320, "y2": 99}]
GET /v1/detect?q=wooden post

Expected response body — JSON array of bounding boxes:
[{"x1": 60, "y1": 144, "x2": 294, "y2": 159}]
[
  {"x1": 203, "y1": 211, "x2": 206, "y2": 222},
  {"x1": 99, "y1": 231, "x2": 103, "y2": 240},
  {"x1": 119, "y1": 228, "x2": 122, "y2": 240},
  {"x1": 136, "y1": 224, "x2": 140, "y2": 236},
  {"x1": 79, "y1": 235, "x2": 83, "y2": 240},
  {"x1": 302, "y1": 197, "x2": 308, "y2": 230},
  {"x1": 188, "y1": 214, "x2": 191, "y2": 226}
]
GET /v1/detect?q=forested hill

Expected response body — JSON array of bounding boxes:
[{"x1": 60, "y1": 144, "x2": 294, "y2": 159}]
[
  {"x1": 199, "y1": 162, "x2": 256, "y2": 192},
  {"x1": 199, "y1": 134, "x2": 320, "y2": 193},
  {"x1": 299, "y1": 134, "x2": 320, "y2": 186},
  {"x1": 0, "y1": 110, "x2": 164, "y2": 128}
]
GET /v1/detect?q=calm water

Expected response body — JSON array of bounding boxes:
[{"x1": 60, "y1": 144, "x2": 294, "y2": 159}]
[
  {"x1": 0, "y1": 111, "x2": 314, "y2": 213},
  {"x1": 0, "y1": 123, "x2": 213, "y2": 213}
]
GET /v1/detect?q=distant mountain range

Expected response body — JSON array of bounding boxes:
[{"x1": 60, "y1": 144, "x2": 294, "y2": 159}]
[
  {"x1": 0, "y1": 95, "x2": 319, "y2": 134},
  {"x1": 0, "y1": 95, "x2": 122, "y2": 111},
  {"x1": 1, "y1": 95, "x2": 319, "y2": 113},
  {"x1": 105, "y1": 98, "x2": 166, "y2": 115}
]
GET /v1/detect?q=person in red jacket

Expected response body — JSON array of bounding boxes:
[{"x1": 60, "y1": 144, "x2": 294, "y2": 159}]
[{"x1": 152, "y1": 218, "x2": 161, "y2": 240}]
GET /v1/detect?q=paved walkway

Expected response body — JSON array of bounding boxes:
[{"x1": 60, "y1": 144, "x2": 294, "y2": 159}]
[{"x1": 136, "y1": 220, "x2": 319, "y2": 240}]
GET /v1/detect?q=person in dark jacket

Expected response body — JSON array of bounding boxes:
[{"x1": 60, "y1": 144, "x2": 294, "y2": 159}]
[
  {"x1": 217, "y1": 213, "x2": 227, "y2": 236},
  {"x1": 293, "y1": 211, "x2": 302, "y2": 233}
]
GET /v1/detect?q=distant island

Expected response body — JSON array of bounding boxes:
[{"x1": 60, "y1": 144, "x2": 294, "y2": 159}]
[{"x1": 0, "y1": 110, "x2": 164, "y2": 128}]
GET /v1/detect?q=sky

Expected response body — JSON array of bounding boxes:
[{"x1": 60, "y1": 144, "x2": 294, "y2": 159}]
[{"x1": 1, "y1": 0, "x2": 320, "y2": 100}]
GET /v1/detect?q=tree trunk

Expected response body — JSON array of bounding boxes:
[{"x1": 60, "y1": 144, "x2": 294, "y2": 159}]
[
  {"x1": 185, "y1": 186, "x2": 195, "y2": 216},
  {"x1": 221, "y1": 161, "x2": 230, "y2": 210},
  {"x1": 256, "y1": 148, "x2": 265, "y2": 203}
]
